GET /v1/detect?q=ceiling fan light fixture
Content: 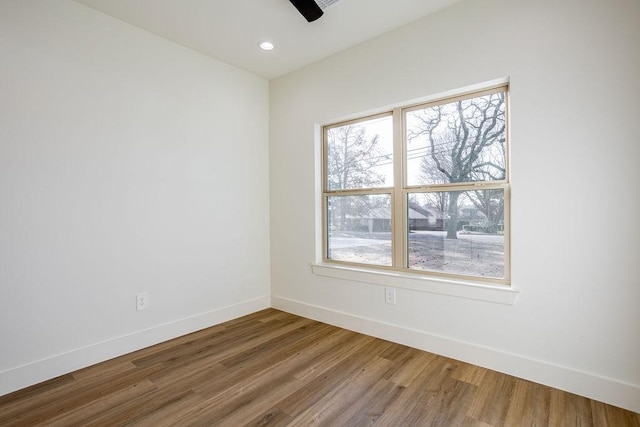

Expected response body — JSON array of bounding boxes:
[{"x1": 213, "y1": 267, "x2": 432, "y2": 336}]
[{"x1": 289, "y1": 0, "x2": 323, "y2": 22}]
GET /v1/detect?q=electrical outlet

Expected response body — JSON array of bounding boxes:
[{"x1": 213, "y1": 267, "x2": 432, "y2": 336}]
[
  {"x1": 136, "y1": 293, "x2": 149, "y2": 311},
  {"x1": 385, "y1": 287, "x2": 396, "y2": 305}
]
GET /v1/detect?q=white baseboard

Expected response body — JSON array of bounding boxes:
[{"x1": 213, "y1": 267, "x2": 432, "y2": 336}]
[
  {"x1": 272, "y1": 295, "x2": 640, "y2": 414},
  {"x1": 0, "y1": 295, "x2": 270, "y2": 397}
]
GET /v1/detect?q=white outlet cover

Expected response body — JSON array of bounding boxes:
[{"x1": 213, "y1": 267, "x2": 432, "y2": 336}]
[
  {"x1": 385, "y1": 287, "x2": 396, "y2": 304},
  {"x1": 136, "y1": 293, "x2": 149, "y2": 311}
]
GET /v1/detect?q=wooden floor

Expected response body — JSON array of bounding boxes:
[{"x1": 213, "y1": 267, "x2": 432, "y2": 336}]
[{"x1": 1, "y1": 309, "x2": 638, "y2": 426}]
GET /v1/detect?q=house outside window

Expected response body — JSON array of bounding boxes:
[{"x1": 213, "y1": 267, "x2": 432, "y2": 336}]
[{"x1": 322, "y1": 85, "x2": 510, "y2": 285}]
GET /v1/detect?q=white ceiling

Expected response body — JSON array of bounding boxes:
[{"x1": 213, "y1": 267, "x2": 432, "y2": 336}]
[{"x1": 73, "y1": 0, "x2": 462, "y2": 80}]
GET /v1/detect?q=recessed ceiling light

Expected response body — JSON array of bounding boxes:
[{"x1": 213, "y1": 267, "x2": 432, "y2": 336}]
[{"x1": 258, "y1": 41, "x2": 275, "y2": 51}]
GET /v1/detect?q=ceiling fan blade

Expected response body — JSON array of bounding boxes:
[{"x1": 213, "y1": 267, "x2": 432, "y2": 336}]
[{"x1": 289, "y1": 0, "x2": 324, "y2": 22}]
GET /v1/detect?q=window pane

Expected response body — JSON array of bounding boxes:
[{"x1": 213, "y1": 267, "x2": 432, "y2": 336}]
[
  {"x1": 406, "y1": 91, "x2": 506, "y2": 186},
  {"x1": 326, "y1": 115, "x2": 393, "y2": 190},
  {"x1": 327, "y1": 194, "x2": 392, "y2": 266},
  {"x1": 407, "y1": 190, "x2": 505, "y2": 278}
]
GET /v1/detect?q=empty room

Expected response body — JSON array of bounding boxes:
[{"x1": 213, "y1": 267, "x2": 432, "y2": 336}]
[{"x1": 1, "y1": 0, "x2": 639, "y2": 425}]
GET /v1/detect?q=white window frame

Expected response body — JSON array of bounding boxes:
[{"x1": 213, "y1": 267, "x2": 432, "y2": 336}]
[{"x1": 317, "y1": 83, "x2": 514, "y2": 297}]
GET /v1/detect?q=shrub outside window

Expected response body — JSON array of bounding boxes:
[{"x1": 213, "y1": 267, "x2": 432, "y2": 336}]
[{"x1": 322, "y1": 85, "x2": 510, "y2": 285}]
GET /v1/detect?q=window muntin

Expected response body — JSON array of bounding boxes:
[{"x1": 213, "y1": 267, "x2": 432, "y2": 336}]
[{"x1": 322, "y1": 85, "x2": 510, "y2": 284}]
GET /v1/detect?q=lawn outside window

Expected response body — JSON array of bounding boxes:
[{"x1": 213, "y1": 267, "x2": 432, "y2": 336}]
[{"x1": 321, "y1": 84, "x2": 511, "y2": 286}]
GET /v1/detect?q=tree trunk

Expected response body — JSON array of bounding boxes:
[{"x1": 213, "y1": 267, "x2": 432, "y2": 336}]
[{"x1": 446, "y1": 192, "x2": 459, "y2": 239}]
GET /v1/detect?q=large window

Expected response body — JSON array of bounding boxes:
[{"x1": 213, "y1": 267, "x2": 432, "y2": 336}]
[{"x1": 322, "y1": 85, "x2": 510, "y2": 284}]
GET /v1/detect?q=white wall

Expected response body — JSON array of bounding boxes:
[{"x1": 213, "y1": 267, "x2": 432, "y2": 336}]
[
  {"x1": 270, "y1": 0, "x2": 640, "y2": 412},
  {"x1": 0, "y1": 0, "x2": 270, "y2": 395}
]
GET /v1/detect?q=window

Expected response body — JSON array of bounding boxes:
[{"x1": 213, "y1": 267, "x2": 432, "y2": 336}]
[{"x1": 322, "y1": 85, "x2": 510, "y2": 285}]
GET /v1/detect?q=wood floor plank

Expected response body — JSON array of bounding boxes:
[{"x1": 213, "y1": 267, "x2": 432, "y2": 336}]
[
  {"x1": 146, "y1": 349, "x2": 226, "y2": 391},
  {"x1": 243, "y1": 408, "x2": 294, "y2": 427},
  {"x1": 130, "y1": 321, "x2": 267, "y2": 368},
  {"x1": 591, "y1": 400, "x2": 640, "y2": 427},
  {"x1": 291, "y1": 330, "x2": 372, "y2": 383},
  {"x1": 287, "y1": 356, "x2": 395, "y2": 426},
  {"x1": 72, "y1": 360, "x2": 138, "y2": 383},
  {"x1": 451, "y1": 362, "x2": 489, "y2": 386},
  {"x1": 217, "y1": 318, "x2": 325, "y2": 369},
  {"x1": 1, "y1": 309, "x2": 638, "y2": 426},
  {"x1": 0, "y1": 364, "x2": 165, "y2": 426},
  {"x1": 503, "y1": 378, "x2": 551, "y2": 426},
  {"x1": 175, "y1": 325, "x2": 339, "y2": 425},
  {"x1": 467, "y1": 368, "x2": 517, "y2": 426},
  {"x1": 331, "y1": 377, "x2": 405, "y2": 426},
  {"x1": 125, "y1": 324, "x2": 227, "y2": 364},
  {"x1": 191, "y1": 321, "x2": 331, "y2": 400},
  {"x1": 0, "y1": 373, "x2": 75, "y2": 407},
  {"x1": 277, "y1": 335, "x2": 390, "y2": 418},
  {"x1": 384, "y1": 346, "x2": 438, "y2": 387},
  {"x1": 372, "y1": 355, "x2": 458, "y2": 425},
  {"x1": 109, "y1": 389, "x2": 204, "y2": 427},
  {"x1": 44, "y1": 379, "x2": 158, "y2": 427},
  {"x1": 0, "y1": 374, "x2": 78, "y2": 422},
  {"x1": 190, "y1": 327, "x2": 377, "y2": 426},
  {"x1": 420, "y1": 376, "x2": 477, "y2": 426},
  {"x1": 460, "y1": 416, "x2": 496, "y2": 426},
  {"x1": 130, "y1": 309, "x2": 295, "y2": 369},
  {"x1": 549, "y1": 387, "x2": 594, "y2": 426}
]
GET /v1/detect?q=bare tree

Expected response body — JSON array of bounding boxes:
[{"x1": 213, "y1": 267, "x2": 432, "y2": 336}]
[
  {"x1": 466, "y1": 189, "x2": 504, "y2": 232},
  {"x1": 465, "y1": 122, "x2": 506, "y2": 229},
  {"x1": 418, "y1": 152, "x2": 451, "y2": 222},
  {"x1": 327, "y1": 124, "x2": 387, "y2": 190},
  {"x1": 409, "y1": 92, "x2": 506, "y2": 238}
]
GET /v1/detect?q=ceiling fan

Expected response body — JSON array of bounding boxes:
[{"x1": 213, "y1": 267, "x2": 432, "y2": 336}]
[{"x1": 289, "y1": 0, "x2": 340, "y2": 22}]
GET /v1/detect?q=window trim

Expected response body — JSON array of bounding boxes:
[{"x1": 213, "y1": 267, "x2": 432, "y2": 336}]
[{"x1": 321, "y1": 83, "x2": 511, "y2": 286}]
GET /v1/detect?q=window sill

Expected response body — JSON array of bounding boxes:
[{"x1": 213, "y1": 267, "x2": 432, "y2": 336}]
[{"x1": 310, "y1": 263, "x2": 519, "y2": 305}]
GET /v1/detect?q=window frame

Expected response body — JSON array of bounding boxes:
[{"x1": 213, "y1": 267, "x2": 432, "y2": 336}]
[{"x1": 321, "y1": 84, "x2": 511, "y2": 286}]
